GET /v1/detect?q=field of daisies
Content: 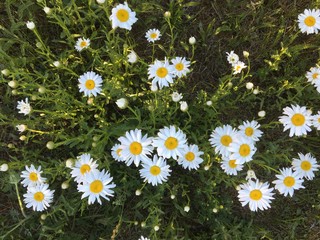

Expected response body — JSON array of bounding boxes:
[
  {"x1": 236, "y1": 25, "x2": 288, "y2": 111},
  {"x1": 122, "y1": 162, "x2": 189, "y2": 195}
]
[{"x1": 1, "y1": 0, "x2": 320, "y2": 239}]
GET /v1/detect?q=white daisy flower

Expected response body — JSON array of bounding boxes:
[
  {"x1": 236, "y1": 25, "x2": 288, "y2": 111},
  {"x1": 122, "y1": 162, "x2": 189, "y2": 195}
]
[
  {"x1": 78, "y1": 71, "x2": 103, "y2": 97},
  {"x1": 177, "y1": 144, "x2": 204, "y2": 170},
  {"x1": 292, "y1": 153, "x2": 319, "y2": 180},
  {"x1": 17, "y1": 98, "x2": 32, "y2": 115},
  {"x1": 209, "y1": 125, "x2": 238, "y2": 157},
  {"x1": 279, "y1": 105, "x2": 312, "y2": 137},
  {"x1": 311, "y1": 111, "x2": 320, "y2": 130},
  {"x1": 78, "y1": 169, "x2": 116, "y2": 205},
  {"x1": 145, "y1": 28, "x2": 161, "y2": 42},
  {"x1": 233, "y1": 61, "x2": 247, "y2": 75},
  {"x1": 272, "y1": 168, "x2": 305, "y2": 197},
  {"x1": 21, "y1": 164, "x2": 47, "y2": 188},
  {"x1": 111, "y1": 143, "x2": 124, "y2": 162},
  {"x1": 238, "y1": 180, "x2": 274, "y2": 212},
  {"x1": 238, "y1": 120, "x2": 263, "y2": 142},
  {"x1": 226, "y1": 51, "x2": 239, "y2": 65},
  {"x1": 298, "y1": 9, "x2": 320, "y2": 35},
  {"x1": 171, "y1": 57, "x2": 190, "y2": 78},
  {"x1": 152, "y1": 125, "x2": 188, "y2": 160},
  {"x1": 110, "y1": 2, "x2": 138, "y2": 30},
  {"x1": 171, "y1": 91, "x2": 183, "y2": 102},
  {"x1": 139, "y1": 155, "x2": 171, "y2": 186},
  {"x1": 148, "y1": 59, "x2": 175, "y2": 89},
  {"x1": 306, "y1": 66, "x2": 320, "y2": 85},
  {"x1": 228, "y1": 136, "x2": 257, "y2": 164},
  {"x1": 220, "y1": 155, "x2": 244, "y2": 175},
  {"x1": 70, "y1": 153, "x2": 99, "y2": 183},
  {"x1": 23, "y1": 183, "x2": 54, "y2": 211},
  {"x1": 75, "y1": 38, "x2": 90, "y2": 52},
  {"x1": 118, "y1": 129, "x2": 154, "y2": 167}
]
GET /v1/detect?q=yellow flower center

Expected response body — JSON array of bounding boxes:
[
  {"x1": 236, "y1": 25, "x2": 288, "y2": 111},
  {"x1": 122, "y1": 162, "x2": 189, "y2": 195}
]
[
  {"x1": 80, "y1": 164, "x2": 91, "y2": 175},
  {"x1": 245, "y1": 127, "x2": 254, "y2": 137},
  {"x1": 116, "y1": 9, "x2": 129, "y2": 22},
  {"x1": 164, "y1": 137, "x2": 178, "y2": 150},
  {"x1": 90, "y1": 180, "x2": 103, "y2": 193},
  {"x1": 239, "y1": 144, "x2": 250, "y2": 157},
  {"x1": 185, "y1": 152, "x2": 195, "y2": 162},
  {"x1": 29, "y1": 172, "x2": 38, "y2": 181},
  {"x1": 301, "y1": 160, "x2": 311, "y2": 171},
  {"x1": 220, "y1": 135, "x2": 232, "y2": 146},
  {"x1": 228, "y1": 160, "x2": 237, "y2": 168},
  {"x1": 175, "y1": 63, "x2": 184, "y2": 71},
  {"x1": 129, "y1": 141, "x2": 142, "y2": 155},
  {"x1": 312, "y1": 73, "x2": 319, "y2": 79},
  {"x1": 235, "y1": 65, "x2": 241, "y2": 71},
  {"x1": 291, "y1": 113, "x2": 305, "y2": 126},
  {"x1": 116, "y1": 148, "x2": 122, "y2": 156},
  {"x1": 34, "y1": 192, "x2": 44, "y2": 202},
  {"x1": 249, "y1": 189, "x2": 262, "y2": 201},
  {"x1": 150, "y1": 166, "x2": 161, "y2": 176},
  {"x1": 304, "y1": 16, "x2": 316, "y2": 27},
  {"x1": 283, "y1": 176, "x2": 295, "y2": 187},
  {"x1": 85, "y1": 79, "x2": 95, "y2": 90},
  {"x1": 156, "y1": 67, "x2": 168, "y2": 78},
  {"x1": 150, "y1": 33, "x2": 158, "y2": 39},
  {"x1": 80, "y1": 41, "x2": 87, "y2": 48}
]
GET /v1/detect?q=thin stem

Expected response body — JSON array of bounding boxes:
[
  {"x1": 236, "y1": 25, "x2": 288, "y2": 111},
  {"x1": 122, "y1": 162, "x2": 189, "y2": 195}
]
[{"x1": 15, "y1": 183, "x2": 27, "y2": 218}]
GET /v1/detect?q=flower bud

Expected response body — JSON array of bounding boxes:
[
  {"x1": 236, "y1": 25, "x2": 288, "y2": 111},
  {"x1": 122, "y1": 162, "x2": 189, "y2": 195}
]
[
  {"x1": 0, "y1": 163, "x2": 9, "y2": 172},
  {"x1": 8, "y1": 80, "x2": 18, "y2": 88},
  {"x1": 188, "y1": 36, "x2": 196, "y2": 45},
  {"x1": 46, "y1": 141, "x2": 55, "y2": 149},
  {"x1": 184, "y1": 206, "x2": 190, "y2": 212},
  {"x1": 1, "y1": 69, "x2": 10, "y2": 76},
  {"x1": 180, "y1": 101, "x2": 188, "y2": 112},
  {"x1": 258, "y1": 110, "x2": 266, "y2": 117},
  {"x1": 26, "y1": 21, "x2": 35, "y2": 30},
  {"x1": 116, "y1": 98, "x2": 128, "y2": 109},
  {"x1": 246, "y1": 82, "x2": 254, "y2": 90}
]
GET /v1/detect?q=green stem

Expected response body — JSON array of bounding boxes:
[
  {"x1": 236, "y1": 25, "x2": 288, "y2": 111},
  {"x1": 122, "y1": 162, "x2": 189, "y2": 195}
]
[{"x1": 15, "y1": 183, "x2": 27, "y2": 218}]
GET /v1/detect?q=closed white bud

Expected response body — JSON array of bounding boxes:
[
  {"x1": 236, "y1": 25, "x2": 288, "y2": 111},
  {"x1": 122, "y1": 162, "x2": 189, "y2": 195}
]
[
  {"x1": 19, "y1": 135, "x2": 27, "y2": 141},
  {"x1": 40, "y1": 214, "x2": 47, "y2": 220},
  {"x1": 43, "y1": 7, "x2": 51, "y2": 14},
  {"x1": 38, "y1": 86, "x2": 46, "y2": 94},
  {"x1": 184, "y1": 206, "x2": 190, "y2": 212},
  {"x1": 1, "y1": 69, "x2": 10, "y2": 76},
  {"x1": 151, "y1": 84, "x2": 158, "y2": 92},
  {"x1": 61, "y1": 181, "x2": 69, "y2": 189},
  {"x1": 16, "y1": 124, "x2": 27, "y2": 133},
  {"x1": 212, "y1": 208, "x2": 218, "y2": 213},
  {"x1": 127, "y1": 50, "x2": 138, "y2": 63},
  {"x1": 96, "y1": 0, "x2": 105, "y2": 3},
  {"x1": 116, "y1": 98, "x2": 128, "y2": 109},
  {"x1": 8, "y1": 80, "x2": 18, "y2": 88},
  {"x1": 135, "y1": 189, "x2": 142, "y2": 196},
  {"x1": 170, "y1": 194, "x2": 175, "y2": 199},
  {"x1": 206, "y1": 100, "x2": 212, "y2": 106},
  {"x1": 164, "y1": 11, "x2": 171, "y2": 18},
  {"x1": 253, "y1": 89, "x2": 259, "y2": 94},
  {"x1": 26, "y1": 21, "x2": 35, "y2": 30},
  {"x1": 66, "y1": 159, "x2": 73, "y2": 168},
  {"x1": 204, "y1": 165, "x2": 210, "y2": 171},
  {"x1": 258, "y1": 110, "x2": 266, "y2": 117},
  {"x1": 0, "y1": 163, "x2": 9, "y2": 172},
  {"x1": 141, "y1": 222, "x2": 146, "y2": 228},
  {"x1": 11, "y1": 89, "x2": 18, "y2": 95},
  {"x1": 46, "y1": 141, "x2": 55, "y2": 149},
  {"x1": 189, "y1": 36, "x2": 196, "y2": 45},
  {"x1": 180, "y1": 101, "x2": 188, "y2": 112},
  {"x1": 243, "y1": 51, "x2": 250, "y2": 58},
  {"x1": 154, "y1": 225, "x2": 159, "y2": 231},
  {"x1": 246, "y1": 82, "x2": 254, "y2": 90},
  {"x1": 53, "y1": 61, "x2": 61, "y2": 67}
]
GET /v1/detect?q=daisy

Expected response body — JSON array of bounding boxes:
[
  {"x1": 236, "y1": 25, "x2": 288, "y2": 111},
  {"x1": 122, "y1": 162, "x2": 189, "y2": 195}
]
[
  {"x1": 220, "y1": 155, "x2": 244, "y2": 175},
  {"x1": 78, "y1": 169, "x2": 116, "y2": 205},
  {"x1": 306, "y1": 66, "x2": 320, "y2": 85},
  {"x1": 110, "y1": 2, "x2": 138, "y2": 30},
  {"x1": 209, "y1": 124, "x2": 238, "y2": 157},
  {"x1": 145, "y1": 28, "x2": 161, "y2": 42},
  {"x1": 75, "y1": 38, "x2": 90, "y2": 52},
  {"x1": 311, "y1": 111, "x2": 320, "y2": 130},
  {"x1": 279, "y1": 104, "x2": 312, "y2": 137},
  {"x1": 171, "y1": 57, "x2": 190, "y2": 78},
  {"x1": 226, "y1": 51, "x2": 239, "y2": 65},
  {"x1": 292, "y1": 153, "x2": 319, "y2": 180},
  {"x1": 111, "y1": 143, "x2": 124, "y2": 162},
  {"x1": 148, "y1": 59, "x2": 175, "y2": 89},
  {"x1": 139, "y1": 155, "x2": 171, "y2": 186},
  {"x1": 70, "y1": 153, "x2": 99, "y2": 183},
  {"x1": 272, "y1": 168, "x2": 304, "y2": 197},
  {"x1": 21, "y1": 164, "x2": 47, "y2": 188},
  {"x1": 17, "y1": 98, "x2": 32, "y2": 115},
  {"x1": 177, "y1": 144, "x2": 204, "y2": 170},
  {"x1": 23, "y1": 183, "x2": 54, "y2": 211},
  {"x1": 298, "y1": 9, "x2": 320, "y2": 34},
  {"x1": 78, "y1": 71, "x2": 103, "y2": 97},
  {"x1": 238, "y1": 120, "x2": 263, "y2": 142},
  {"x1": 233, "y1": 61, "x2": 247, "y2": 75},
  {"x1": 118, "y1": 129, "x2": 154, "y2": 167},
  {"x1": 152, "y1": 125, "x2": 188, "y2": 160},
  {"x1": 238, "y1": 180, "x2": 275, "y2": 212},
  {"x1": 228, "y1": 136, "x2": 257, "y2": 164}
]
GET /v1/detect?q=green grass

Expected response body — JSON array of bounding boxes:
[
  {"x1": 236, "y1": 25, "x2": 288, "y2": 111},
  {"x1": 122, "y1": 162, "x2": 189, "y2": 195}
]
[{"x1": 1, "y1": 0, "x2": 320, "y2": 239}]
